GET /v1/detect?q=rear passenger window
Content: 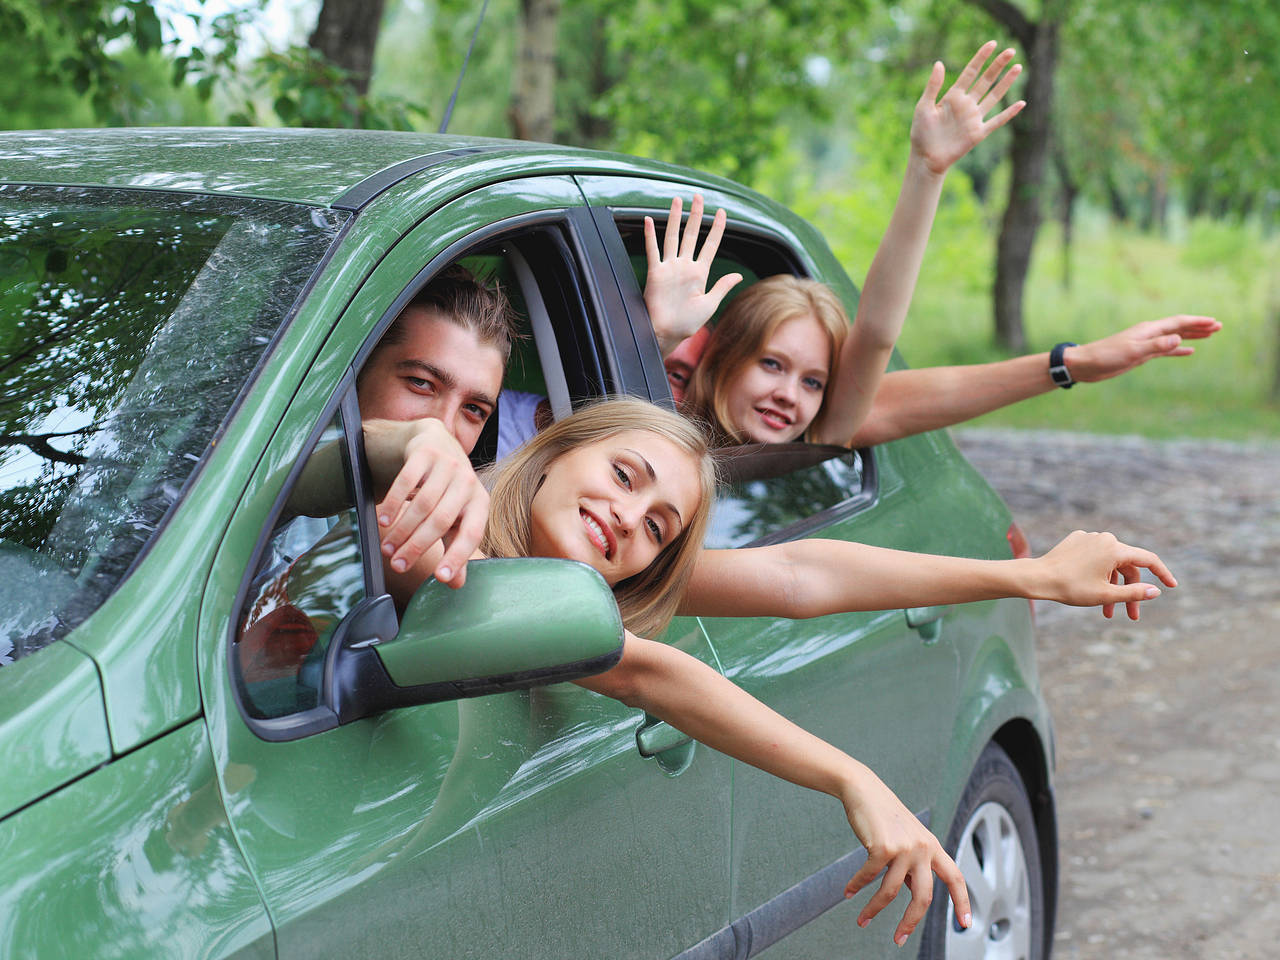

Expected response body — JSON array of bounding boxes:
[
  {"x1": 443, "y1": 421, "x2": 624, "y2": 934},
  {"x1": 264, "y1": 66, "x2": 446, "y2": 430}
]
[{"x1": 706, "y1": 444, "x2": 871, "y2": 548}]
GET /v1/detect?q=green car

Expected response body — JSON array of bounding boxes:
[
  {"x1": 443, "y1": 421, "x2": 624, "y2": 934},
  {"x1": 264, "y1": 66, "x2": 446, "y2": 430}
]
[{"x1": 0, "y1": 128, "x2": 1055, "y2": 959}]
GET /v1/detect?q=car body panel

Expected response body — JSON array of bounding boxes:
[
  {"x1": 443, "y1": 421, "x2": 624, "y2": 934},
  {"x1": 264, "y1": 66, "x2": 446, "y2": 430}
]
[
  {"x1": 0, "y1": 719, "x2": 273, "y2": 959},
  {"x1": 0, "y1": 127, "x2": 1056, "y2": 958},
  {"x1": 0, "y1": 639, "x2": 110, "y2": 815}
]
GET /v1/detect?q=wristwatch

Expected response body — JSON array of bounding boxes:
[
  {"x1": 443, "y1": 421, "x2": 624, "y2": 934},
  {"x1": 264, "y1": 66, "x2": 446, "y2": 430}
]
[{"x1": 1049, "y1": 342, "x2": 1077, "y2": 389}]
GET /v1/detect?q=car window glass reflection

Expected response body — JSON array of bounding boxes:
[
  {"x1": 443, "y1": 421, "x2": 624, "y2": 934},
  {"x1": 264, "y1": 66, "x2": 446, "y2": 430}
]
[{"x1": 235, "y1": 412, "x2": 366, "y2": 720}]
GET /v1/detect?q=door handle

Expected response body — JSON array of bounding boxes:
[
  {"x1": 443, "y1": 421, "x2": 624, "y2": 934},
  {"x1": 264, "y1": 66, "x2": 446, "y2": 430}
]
[
  {"x1": 905, "y1": 605, "x2": 949, "y2": 644},
  {"x1": 635, "y1": 712, "x2": 696, "y2": 775},
  {"x1": 636, "y1": 713, "x2": 693, "y2": 756}
]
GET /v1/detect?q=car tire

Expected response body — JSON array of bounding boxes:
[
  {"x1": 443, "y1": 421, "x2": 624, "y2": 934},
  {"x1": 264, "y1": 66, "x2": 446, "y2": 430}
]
[{"x1": 918, "y1": 741, "x2": 1045, "y2": 960}]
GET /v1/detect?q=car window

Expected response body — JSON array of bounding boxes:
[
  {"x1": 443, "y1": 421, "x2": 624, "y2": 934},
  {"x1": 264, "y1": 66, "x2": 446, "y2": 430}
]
[
  {"x1": 706, "y1": 444, "x2": 871, "y2": 548},
  {"x1": 0, "y1": 185, "x2": 345, "y2": 668},
  {"x1": 234, "y1": 407, "x2": 368, "y2": 721},
  {"x1": 231, "y1": 216, "x2": 611, "y2": 728}
]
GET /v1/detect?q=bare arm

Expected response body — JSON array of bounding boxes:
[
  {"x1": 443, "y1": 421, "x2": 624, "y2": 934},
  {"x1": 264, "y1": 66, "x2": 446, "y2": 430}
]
[
  {"x1": 681, "y1": 531, "x2": 1176, "y2": 621},
  {"x1": 850, "y1": 314, "x2": 1221, "y2": 447},
  {"x1": 814, "y1": 43, "x2": 1024, "y2": 445},
  {"x1": 576, "y1": 631, "x2": 971, "y2": 943}
]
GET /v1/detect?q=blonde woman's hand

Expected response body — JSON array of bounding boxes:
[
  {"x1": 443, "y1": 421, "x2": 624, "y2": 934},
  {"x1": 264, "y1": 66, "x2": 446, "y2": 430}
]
[
  {"x1": 1036, "y1": 530, "x2": 1178, "y2": 620},
  {"x1": 643, "y1": 194, "x2": 743, "y2": 355},
  {"x1": 910, "y1": 41, "x2": 1025, "y2": 176},
  {"x1": 840, "y1": 765, "x2": 972, "y2": 946}
]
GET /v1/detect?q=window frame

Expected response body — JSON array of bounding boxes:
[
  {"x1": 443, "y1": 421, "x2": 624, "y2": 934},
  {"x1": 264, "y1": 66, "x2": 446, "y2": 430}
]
[{"x1": 229, "y1": 202, "x2": 626, "y2": 740}]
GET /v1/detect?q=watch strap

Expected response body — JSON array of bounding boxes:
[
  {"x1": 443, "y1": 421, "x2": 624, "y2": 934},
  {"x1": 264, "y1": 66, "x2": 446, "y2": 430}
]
[{"x1": 1049, "y1": 341, "x2": 1077, "y2": 389}]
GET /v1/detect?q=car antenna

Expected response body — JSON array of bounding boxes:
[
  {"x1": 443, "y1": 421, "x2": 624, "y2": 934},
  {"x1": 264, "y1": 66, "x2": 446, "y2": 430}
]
[{"x1": 438, "y1": 0, "x2": 491, "y2": 134}]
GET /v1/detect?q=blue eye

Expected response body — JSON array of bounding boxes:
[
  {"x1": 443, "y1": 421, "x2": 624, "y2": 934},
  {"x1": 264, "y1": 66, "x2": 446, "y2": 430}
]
[
  {"x1": 803, "y1": 377, "x2": 825, "y2": 392},
  {"x1": 760, "y1": 357, "x2": 782, "y2": 371}
]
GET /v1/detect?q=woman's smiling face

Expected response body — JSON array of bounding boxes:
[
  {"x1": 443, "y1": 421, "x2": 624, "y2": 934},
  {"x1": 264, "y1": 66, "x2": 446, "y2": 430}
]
[
  {"x1": 528, "y1": 430, "x2": 702, "y2": 586},
  {"x1": 721, "y1": 314, "x2": 830, "y2": 443}
]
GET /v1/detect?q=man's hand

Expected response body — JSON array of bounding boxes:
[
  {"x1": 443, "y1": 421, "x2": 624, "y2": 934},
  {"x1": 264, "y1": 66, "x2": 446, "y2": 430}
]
[
  {"x1": 644, "y1": 194, "x2": 743, "y2": 355},
  {"x1": 910, "y1": 41, "x2": 1025, "y2": 176},
  {"x1": 366, "y1": 418, "x2": 488, "y2": 589},
  {"x1": 1036, "y1": 530, "x2": 1178, "y2": 621},
  {"x1": 1064, "y1": 315, "x2": 1222, "y2": 383}
]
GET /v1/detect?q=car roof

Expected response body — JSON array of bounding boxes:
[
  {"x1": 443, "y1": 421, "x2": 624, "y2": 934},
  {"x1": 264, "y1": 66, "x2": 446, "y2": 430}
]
[{"x1": 0, "y1": 127, "x2": 751, "y2": 210}]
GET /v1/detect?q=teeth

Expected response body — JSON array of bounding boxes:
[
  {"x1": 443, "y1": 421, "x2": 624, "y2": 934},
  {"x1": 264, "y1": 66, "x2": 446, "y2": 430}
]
[{"x1": 583, "y1": 513, "x2": 608, "y2": 556}]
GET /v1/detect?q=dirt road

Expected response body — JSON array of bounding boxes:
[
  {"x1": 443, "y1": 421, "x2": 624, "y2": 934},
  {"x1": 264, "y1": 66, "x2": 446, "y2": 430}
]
[{"x1": 953, "y1": 429, "x2": 1280, "y2": 960}]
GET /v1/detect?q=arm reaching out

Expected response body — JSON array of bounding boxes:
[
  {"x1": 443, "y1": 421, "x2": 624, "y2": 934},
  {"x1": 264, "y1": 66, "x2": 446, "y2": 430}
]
[
  {"x1": 576, "y1": 631, "x2": 972, "y2": 944},
  {"x1": 850, "y1": 314, "x2": 1221, "y2": 447},
  {"x1": 643, "y1": 194, "x2": 744, "y2": 356},
  {"x1": 814, "y1": 41, "x2": 1024, "y2": 446},
  {"x1": 682, "y1": 530, "x2": 1176, "y2": 620}
]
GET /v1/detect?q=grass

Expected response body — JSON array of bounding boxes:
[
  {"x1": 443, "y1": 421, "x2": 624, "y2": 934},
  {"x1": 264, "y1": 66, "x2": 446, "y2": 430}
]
[{"x1": 896, "y1": 210, "x2": 1280, "y2": 441}]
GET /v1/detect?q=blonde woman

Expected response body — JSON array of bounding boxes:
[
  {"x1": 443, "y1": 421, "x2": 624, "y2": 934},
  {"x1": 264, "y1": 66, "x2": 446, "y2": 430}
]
[{"x1": 379, "y1": 396, "x2": 1180, "y2": 942}]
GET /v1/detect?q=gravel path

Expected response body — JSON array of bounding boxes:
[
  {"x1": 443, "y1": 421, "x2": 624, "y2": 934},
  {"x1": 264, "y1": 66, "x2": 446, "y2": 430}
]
[{"x1": 953, "y1": 429, "x2": 1280, "y2": 960}]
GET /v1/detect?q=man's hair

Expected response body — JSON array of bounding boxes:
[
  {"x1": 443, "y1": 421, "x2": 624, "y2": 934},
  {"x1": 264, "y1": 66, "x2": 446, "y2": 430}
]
[
  {"x1": 378, "y1": 263, "x2": 520, "y2": 365},
  {"x1": 683, "y1": 274, "x2": 849, "y2": 444},
  {"x1": 481, "y1": 397, "x2": 716, "y2": 639}
]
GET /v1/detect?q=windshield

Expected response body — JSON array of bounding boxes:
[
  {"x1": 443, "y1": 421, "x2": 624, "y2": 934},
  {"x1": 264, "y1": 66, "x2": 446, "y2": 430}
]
[{"x1": 0, "y1": 185, "x2": 347, "y2": 666}]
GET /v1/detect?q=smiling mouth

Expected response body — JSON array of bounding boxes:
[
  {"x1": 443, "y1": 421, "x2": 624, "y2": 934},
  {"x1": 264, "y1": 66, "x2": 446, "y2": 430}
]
[
  {"x1": 580, "y1": 509, "x2": 614, "y2": 560},
  {"x1": 755, "y1": 407, "x2": 793, "y2": 430}
]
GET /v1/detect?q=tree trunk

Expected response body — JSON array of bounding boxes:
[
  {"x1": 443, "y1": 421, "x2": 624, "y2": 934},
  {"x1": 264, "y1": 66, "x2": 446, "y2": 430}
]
[
  {"x1": 510, "y1": 0, "x2": 561, "y2": 142},
  {"x1": 308, "y1": 0, "x2": 386, "y2": 96},
  {"x1": 966, "y1": 0, "x2": 1064, "y2": 353},
  {"x1": 1270, "y1": 273, "x2": 1280, "y2": 405},
  {"x1": 1053, "y1": 143, "x2": 1077, "y2": 290}
]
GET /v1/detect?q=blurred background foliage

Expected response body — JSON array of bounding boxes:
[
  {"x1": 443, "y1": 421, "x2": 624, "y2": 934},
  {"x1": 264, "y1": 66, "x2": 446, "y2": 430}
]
[{"x1": 1, "y1": 0, "x2": 1276, "y2": 438}]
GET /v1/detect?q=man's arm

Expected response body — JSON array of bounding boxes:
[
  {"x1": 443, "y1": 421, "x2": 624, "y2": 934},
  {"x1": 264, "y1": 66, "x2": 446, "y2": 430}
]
[
  {"x1": 576, "y1": 631, "x2": 972, "y2": 945},
  {"x1": 850, "y1": 314, "x2": 1221, "y2": 447},
  {"x1": 681, "y1": 530, "x2": 1176, "y2": 622},
  {"x1": 815, "y1": 42, "x2": 1024, "y2": 446}
]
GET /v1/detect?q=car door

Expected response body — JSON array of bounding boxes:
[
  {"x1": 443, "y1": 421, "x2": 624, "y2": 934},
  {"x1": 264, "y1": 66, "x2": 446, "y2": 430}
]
[
  {"x1": 201, "y1": 175, "x2": 735, "y2": 959},
  {"x1": 578, "y1": 175, "x2": 967, "y2": 956}
]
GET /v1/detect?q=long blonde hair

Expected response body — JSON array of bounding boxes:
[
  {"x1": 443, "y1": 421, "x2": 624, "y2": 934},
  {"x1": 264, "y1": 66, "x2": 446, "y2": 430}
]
[
  {"x1": 482, "y1": 397, "x2": 716, "y2": 637},
  {"x1": 683, "y1": 275, "x2": 849, "y2": 443}
]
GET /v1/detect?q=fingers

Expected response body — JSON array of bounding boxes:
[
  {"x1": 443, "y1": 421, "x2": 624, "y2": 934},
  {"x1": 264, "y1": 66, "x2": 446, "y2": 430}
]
[
  {"x1": 936, "y1": 853, "x2": 972, "y2": 933},
  {"x1": 679, "y1": 194, "x2": 704, "y2": 259},
  {"x1": 643, "y1": 215, "x2": 660, "y2": 267},
  {"x1": 699, "y1": 206, "x2": 729, "y2": 264},
  {"x1": 844, "y1": 852, "x2": 885, "y2": 903},
  {"x1": 1152, "y1": 314, "x2": 1221, "y2": 339},
  {"x1": 707, "y1": 271, "x2": 744, "y2": 306},
  {"x1": 968, "y1": 46, "x2": 1017, "y2": 102},
  {"x1": 976, "y1": 59, "x2": 1021, "y2": 113},
  {"x1": 855, "y1": 852, "x2": 906, "y2": 927},
  {"x1": 433, "y1": 490, "x2": 489, "y2": 589},
  {"x1": 1120, "y1": 544, "x2": 1178, "y2": 588},
  {"x1": 983, "y1": 98, "x2": 1025, "y2": 133},
  {"x1": 952, "y1": 40, "x2": 998, "y2": 96},
  {"x1": 891, "y1": 865, "x2": 932, "y2": 946},
  {"x1": 920, "y1": 60, "x2": 944, "y2": 105},
  {"x1": 662, "y1": 195, "x2": 682, "y2": 261}
]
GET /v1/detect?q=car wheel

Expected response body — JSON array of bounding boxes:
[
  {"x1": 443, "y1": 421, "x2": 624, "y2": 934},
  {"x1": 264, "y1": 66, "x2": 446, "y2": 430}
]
[{"x1": 918, "y1": 741, "x2": 1045, "y2": 960}]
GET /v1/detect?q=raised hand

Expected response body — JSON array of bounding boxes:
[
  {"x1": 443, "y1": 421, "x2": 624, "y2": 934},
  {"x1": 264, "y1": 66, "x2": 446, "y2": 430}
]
[
  {"x1": 643, "y1": 194, "x2": 743, "y2": 355},
  {"x1": 910, "y1": 41, "x2": 1025, "y2": 176},
  {"x1": 841, "y1": 766, "x2": 972, "y2": 946},
  {"x1": 1037, "y1": 530, "x2": 1178, "y2": 621},
  {"x1": 1063, "y1": 315, "x2": 1222, "y2": 383}
]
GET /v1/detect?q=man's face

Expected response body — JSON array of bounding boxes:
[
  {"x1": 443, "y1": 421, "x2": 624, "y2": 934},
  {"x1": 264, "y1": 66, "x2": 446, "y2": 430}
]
[{"x1": 356, "y1": 306, "x2": 505, "y2": 454}]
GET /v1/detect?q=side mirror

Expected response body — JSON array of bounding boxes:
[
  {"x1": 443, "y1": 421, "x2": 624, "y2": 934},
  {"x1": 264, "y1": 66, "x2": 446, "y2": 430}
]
[{"x1": 325, "y1": 558, "x2": 623, "y2": 726}]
